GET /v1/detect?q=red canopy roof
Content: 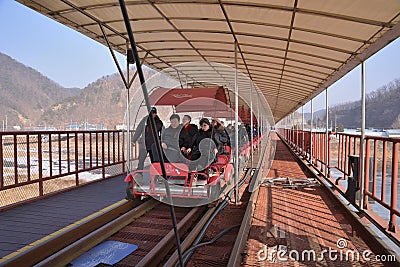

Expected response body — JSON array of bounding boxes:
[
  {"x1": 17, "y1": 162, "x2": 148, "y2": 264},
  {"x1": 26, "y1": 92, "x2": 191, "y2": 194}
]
[
  {"x1": 149, "y1": 87, "x2": 228, "y2": 112},
  {"x1": 204, "y1": 106, "x2": 257, "y2": 125}
]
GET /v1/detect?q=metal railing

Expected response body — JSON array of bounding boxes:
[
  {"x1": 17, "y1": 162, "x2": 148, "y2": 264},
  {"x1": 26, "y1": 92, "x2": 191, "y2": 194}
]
[
  {"x1": 279, "y1": 128, "x2": 399, "y2": 238},
  {"x1": 0, "y1": 130, "x2": 135, "y2": 209}
]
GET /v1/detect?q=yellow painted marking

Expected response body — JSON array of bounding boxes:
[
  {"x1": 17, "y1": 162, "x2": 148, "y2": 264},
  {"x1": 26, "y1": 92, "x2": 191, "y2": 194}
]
[{"x1": 0, "y1": 199, "x2": 128, "y2": 263}]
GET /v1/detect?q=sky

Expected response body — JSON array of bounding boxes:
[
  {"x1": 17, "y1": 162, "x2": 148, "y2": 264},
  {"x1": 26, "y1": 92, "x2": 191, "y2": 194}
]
[{"x1": 1, "y1": 0, "x2": 400, "y2": 112}]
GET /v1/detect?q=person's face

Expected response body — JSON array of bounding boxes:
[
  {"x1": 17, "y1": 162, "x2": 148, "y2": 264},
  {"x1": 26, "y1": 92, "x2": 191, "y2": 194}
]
[
  {"x1": 170, "y1": 118, "x2": 180, "y2": 128},
  {"x1": 152, "y1": 112, "x2": 157, "y2": 117},
  {"x1": 200, "y1": 123, "x2": 210, "y2": 131},
  {"x1": 182, "y1": 116, "x2": 190, "y2": 125}
]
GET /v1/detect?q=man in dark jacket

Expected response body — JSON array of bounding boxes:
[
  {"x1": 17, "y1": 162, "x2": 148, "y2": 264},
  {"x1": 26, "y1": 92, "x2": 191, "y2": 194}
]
[
  {"x1": 179, "y1": 115, "x2": 198, "y2": 157},
  {"x1": 161, "y1": 114, "x2": 182, "y2": 162},
  {"x1": 131, "y1": 107, "x2": 164, "y2": 170}
]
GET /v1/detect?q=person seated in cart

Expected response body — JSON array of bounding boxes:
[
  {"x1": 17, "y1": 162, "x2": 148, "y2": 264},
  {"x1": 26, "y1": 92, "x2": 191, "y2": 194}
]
[
  {"x1": 186, "y1": 118, "x2": 218, "y2": 172},
  {"x1": 161, "y1": 114, "x2": 183, "y2": 163},
  {"x1": 211, "y1": 119, "x2": 231, "y2": 156},
  {"x1": 179, "y1": 114, "x2": 198, "y2": 158}
]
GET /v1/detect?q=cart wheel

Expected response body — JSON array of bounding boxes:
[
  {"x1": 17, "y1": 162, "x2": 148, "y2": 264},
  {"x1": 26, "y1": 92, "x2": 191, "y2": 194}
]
[{"x1": 125, "y1": 181, "x2": 134, "y2": 200}]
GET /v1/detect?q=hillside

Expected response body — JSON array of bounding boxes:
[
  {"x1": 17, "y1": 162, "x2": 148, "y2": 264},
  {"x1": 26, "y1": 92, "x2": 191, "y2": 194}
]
[
  {"x1": 40, "y1": 68, "x2": 157, "y2": 129},
  {"x1": 0, "y1": 53, "x2": 80, "y2": 127},
  {"x1": 330, "y1": 79, "x2": 400, "y2": 129},
  {"x1": 40, "y1": 73, "x2": 127, "y2": 129},
  {"x1": 1, "y1": 52, "x2": 399, "y2": 130}
]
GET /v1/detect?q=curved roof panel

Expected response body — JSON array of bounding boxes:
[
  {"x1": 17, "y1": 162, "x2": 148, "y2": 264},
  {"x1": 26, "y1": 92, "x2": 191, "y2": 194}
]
[{"x1": 17, "y1": 0, "x2": 400, "y2": 122}]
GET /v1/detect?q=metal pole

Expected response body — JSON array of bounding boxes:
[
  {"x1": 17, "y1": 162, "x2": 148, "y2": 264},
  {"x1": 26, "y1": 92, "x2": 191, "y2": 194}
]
[
  {"x1": 296, "y1": 111, "x2": 299, "y2": 149},
  {"x1": 250, "y1": 82, "x2": 254, "y2": 168},
  {"x1": 257, "y1": 96, "x2": 260, "y2": 148},
  {"x1": 234, "y1": 41, "x2": 239, "y2": 204},
  {"x1": 325, "y1": 88, "x2": 329, "y2": 177},
  {"x1": 302, "y1": 105, "x2": 305, "y2": 156},
  {"x1": 126, "y1": 41, "x2": 131, "y2": 172},
  {"x1": 310, "y1": 99, "x2": 313, "y2": 164},
  {"x1": 360, "y1": 61, "x2": 366, "y2": 209},
  {"x1": 118, "y1": 1, "x2": 184, "y2": 265}
]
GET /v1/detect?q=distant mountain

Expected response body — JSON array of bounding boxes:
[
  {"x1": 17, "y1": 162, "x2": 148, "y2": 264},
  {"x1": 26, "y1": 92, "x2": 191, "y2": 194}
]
[
  {"x1": 40, "y1": 73, "x2": 127, "y2": 129},
  {"x1": 287, "y1": 79, "x2": 400, "y2": 130},
  {"x1": 303, "y1": 109, "x2": 326, "y2": 122},
  {"x1": 330, "y1": 79, "x2": 400, "y2": 129},
  {"x1": 40, "y1": 68, "x2": 157, "y2": 129},
  {"x1": 2, "y1": 51, "x2": 399, "y2": 130},
  {"x1": 0, "y1": 52, "x2": 80, "y2": 127}
]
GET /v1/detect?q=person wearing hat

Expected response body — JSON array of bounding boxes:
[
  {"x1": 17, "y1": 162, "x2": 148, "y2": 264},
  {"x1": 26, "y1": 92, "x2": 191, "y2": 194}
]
[{"x1": 131, "y1": 107, "x2": 164, "y2": 171}]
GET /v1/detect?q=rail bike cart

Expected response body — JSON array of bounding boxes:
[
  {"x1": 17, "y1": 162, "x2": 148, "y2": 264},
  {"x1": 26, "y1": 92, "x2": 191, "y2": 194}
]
[{"x1": 125, "y1": 87, "x2": 236, "y2": 202}]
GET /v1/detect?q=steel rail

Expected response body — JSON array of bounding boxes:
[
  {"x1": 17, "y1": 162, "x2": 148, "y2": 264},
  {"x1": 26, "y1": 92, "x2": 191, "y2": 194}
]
[
  {"x1": 0, "y1": 198, "x2": 146, "y2": 267},
  {"x1": 165, "y1": 168, "x2": 253, "y2": 267},
  {"x1": 34, "y1": 199, "x2": 158, "y2": 267},
  {"x1": 136, "y1": 206, "x2": 206, "y2": 267}
]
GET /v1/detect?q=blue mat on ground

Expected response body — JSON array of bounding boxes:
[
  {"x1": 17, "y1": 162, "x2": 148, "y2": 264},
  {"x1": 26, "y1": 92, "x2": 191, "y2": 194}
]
[{"x1": 70, "y1": 240, "x2": 138, "y2": 266}]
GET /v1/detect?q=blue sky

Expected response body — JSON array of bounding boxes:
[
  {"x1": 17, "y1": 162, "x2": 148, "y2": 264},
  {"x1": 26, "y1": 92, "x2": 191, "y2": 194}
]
[{"x1": 1, "y1": 0, "x2": 399, "y2": 112}]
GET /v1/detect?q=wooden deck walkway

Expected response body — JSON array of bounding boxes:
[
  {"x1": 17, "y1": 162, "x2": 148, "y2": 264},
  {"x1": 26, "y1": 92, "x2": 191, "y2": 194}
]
[{"x1": 242, "y1": 133, "x2": 396, "y2": 267}]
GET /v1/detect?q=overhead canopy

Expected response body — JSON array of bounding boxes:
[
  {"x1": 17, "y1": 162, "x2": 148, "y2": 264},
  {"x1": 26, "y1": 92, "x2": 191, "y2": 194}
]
[
  {"x1": 204, "y1": 107, "x2": 257, "y2": 124},
  {"x1": 17, "y1": 0, "x2": 400, "y2": 122},
  {"x1": 148, "y1": 86, "x2": 228, "y2": 112}
]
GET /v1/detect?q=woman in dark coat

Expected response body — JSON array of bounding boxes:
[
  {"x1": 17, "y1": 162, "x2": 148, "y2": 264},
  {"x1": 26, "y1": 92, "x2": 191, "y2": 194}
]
[
  {"x1": 187, "y1": 118, "x2": 217, "y2": 171},
  {"x1": 211, "y1": 119, "x2": 231, "y2": 155},
  {"x1": 179, "y1": 115, "x2": 198, "y2": 157}
]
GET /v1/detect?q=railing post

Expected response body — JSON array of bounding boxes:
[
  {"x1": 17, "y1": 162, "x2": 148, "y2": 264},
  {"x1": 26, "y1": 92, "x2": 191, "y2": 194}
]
[
  {"x1": 102, "y1": 132, "x2": 105, "y2": 179},
  {"x1": 49, "y1": 134, "x2": 52, "y2": 178},
  {"x1": 82, "y1": 132, "x2": 86, "y2": 170},
  {"x1": 67, "y1": 133, "x2": 71, "y2": 173},
  {"x1": 0, "y1": 133, "x2": 4, "y2": 188},
  {"x1": 89, "y1": 133, "x2": 93, "y2": 169},
  {"x1": 58, "y1": 133, "x2": 62, "y2": 175},
  {"x1": 38, "y1": 133, "x2": 43, "y2": 196},
  {"x1": 27, "y1": 134, "x2": 31, "y2": 181},
  {"x1": 372, "y1": 140, "x2": 378, "y2": 196},
  {"x1": 381, "y1": 141, "x2": 387, "y2": 201},
  {"x1": 122, "y1": 131, "x2": 126, "y2": 173},
  {"x1": 388, "y1": 142, "x2": 399, "y2": 232},
  {"x1": 75, "y1": 132, "x2": 79, "y2": 186},
  {"x1": 14, "y1": 135, "x2": 18, "y2": 185}
]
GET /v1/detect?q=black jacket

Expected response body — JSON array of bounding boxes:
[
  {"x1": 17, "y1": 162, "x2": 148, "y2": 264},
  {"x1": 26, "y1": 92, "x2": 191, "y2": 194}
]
[
  {"x1": 212, "y1": 126, "x2": 230, "y2": 155},
  {"x1": 132, "y1": 115, "x2": 164, "y2": 150},
  {"x1": 179, "y1": 123, "x2": 198, "y2": 149}
]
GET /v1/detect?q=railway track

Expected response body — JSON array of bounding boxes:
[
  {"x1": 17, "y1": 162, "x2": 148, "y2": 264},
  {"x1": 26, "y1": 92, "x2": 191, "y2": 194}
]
[{"x1": 4, "y1": 168, "x2": 257, "y2": 267}]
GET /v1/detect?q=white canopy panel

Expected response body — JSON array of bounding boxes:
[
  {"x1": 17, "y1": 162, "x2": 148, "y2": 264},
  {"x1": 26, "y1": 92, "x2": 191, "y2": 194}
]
[{"x1": 17, "y1": 0, "x2": 400, "y2": 122}]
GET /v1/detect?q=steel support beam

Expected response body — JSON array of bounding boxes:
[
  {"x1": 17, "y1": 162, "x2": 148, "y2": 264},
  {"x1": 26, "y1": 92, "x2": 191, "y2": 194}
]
[
  {"x1": 234, "y1": 41, "x2": 239, "y2": 204},
  {"x1": 360, "y1": 61, "x2": 366, "y2": 210}
]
